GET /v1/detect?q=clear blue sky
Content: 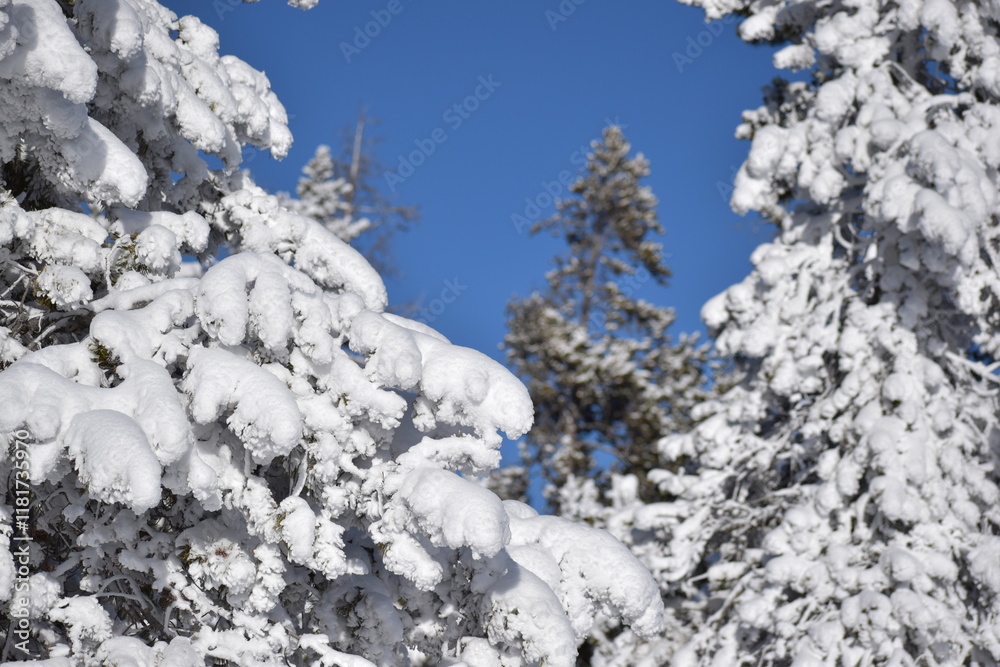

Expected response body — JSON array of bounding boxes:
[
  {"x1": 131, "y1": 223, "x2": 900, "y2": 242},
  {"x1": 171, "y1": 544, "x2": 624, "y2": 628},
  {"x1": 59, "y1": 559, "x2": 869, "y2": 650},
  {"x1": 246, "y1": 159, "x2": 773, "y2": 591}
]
[{"x1": 164, "y1": 0, "x2": 780, "y2": 462}]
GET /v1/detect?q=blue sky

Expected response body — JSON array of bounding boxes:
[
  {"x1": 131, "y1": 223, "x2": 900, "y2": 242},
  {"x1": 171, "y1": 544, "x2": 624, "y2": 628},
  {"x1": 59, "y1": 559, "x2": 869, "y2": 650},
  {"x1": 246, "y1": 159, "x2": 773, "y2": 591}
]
[{"x1": 164, "y1": 0, "x2": 781, "y2": 462}]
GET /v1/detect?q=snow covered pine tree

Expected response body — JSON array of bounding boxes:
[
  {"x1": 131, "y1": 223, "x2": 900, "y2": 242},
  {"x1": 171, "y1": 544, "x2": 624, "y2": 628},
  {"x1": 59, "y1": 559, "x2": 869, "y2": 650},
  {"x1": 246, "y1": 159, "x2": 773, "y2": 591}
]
[
  {"x1": 283, "y1": 143, "x2": 371, "y2": 247},
  {"x1": 502, "y1": 125, "x2": 708, "y2": 663},
  {"x1": 503, "y1": 125, "x2": 707, "y2": 518},
  {"x1": 626, "y1": 0, "x2": 1000, "y2": 663},
  {"x1": 280, "y1": 114, "x2": 418, "y2": 275},
  {"x1": 0, "y1": 1, "x2": 661, "y2": 664}
]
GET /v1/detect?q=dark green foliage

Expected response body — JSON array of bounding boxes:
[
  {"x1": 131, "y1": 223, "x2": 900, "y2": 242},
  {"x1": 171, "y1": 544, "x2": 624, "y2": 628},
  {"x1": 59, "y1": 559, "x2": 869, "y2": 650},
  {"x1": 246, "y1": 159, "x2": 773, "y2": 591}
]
[{"x1": 504, "y1": 126, "x2": 708, "y2": 511}]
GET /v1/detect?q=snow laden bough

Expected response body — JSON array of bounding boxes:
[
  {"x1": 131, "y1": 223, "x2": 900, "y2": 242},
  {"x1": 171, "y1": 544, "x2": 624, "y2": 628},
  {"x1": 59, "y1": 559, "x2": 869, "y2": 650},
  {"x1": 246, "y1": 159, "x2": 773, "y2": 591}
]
[
  {"x1": 0, "y1": 207, "x2": 663, "y2": 665},
  {"x1": 0, "y1": 0, "x2": 662, "y2": 664}
]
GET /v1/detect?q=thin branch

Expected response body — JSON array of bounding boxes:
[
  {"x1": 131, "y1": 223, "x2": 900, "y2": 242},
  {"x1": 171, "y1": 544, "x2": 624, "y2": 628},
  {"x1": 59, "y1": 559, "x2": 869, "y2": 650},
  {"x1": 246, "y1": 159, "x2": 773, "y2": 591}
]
[
  {"x1": 347, "y1": 110, "x2": 366, "y2": 212},
  {"x1": 946, "y1": 351, "x2": 1000, "y2": 385}
]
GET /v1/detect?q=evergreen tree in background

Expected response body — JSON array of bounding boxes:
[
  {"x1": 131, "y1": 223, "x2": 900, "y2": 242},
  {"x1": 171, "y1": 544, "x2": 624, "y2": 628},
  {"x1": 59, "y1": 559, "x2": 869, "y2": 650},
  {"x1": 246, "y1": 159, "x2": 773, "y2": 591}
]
[
  {"x1": 286, "y1": 143, "x2": 366, "y2": 243},
  {"x1": 504, "y1": 125, "x2": 708, "y2": 518},
  {"x1": 503, "y1": 126, "x2": 709, "y2": 664},
  {"x1": 282, "y1": 113, "x2": 418, "y2": 275},
  {"x1": 617, "y1": 0, "x2": 1000, "y2": 663}
]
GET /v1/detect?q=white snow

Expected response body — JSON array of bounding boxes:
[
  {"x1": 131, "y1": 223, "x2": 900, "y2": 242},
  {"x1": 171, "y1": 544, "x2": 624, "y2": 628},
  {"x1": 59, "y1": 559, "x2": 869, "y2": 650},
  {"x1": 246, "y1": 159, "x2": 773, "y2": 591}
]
[
  {"x1": 0, "y1": 0, "x2": 97, "y2": 104},
  {"x1": 396, "y1": 466, "x2": 509, "y2": 559},
  {"x1": 184, "y1": 347, "x2": 303, "y2": 462},
  {"x1": 64, "y1": 409, "x2": 161, "y2": 512}
]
